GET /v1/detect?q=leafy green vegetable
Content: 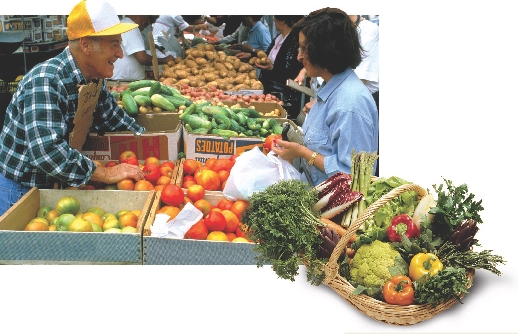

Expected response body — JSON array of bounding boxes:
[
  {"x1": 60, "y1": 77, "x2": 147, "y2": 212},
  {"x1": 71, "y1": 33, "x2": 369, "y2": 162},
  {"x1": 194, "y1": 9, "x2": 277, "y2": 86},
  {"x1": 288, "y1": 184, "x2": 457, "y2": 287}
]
[
  {"x1": 241, "y1": 179, "x2": 326, "y2": 285},
  {"x1": 429, "y1": 178, "x2": 484, "y2": 242},
  {"x1": 353, "y1": 176, "x2": 419, "y2": 248},
  {"x1": 413, "y1": 266, "x2": 471, "y2": 306}
]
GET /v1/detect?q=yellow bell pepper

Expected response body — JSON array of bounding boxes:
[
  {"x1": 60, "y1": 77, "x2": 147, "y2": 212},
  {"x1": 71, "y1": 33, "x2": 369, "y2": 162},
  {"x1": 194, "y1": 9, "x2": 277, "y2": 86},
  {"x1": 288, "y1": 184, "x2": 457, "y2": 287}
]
[{"x1": 409, "y1": 253, "x2": 443, "y2": 281}]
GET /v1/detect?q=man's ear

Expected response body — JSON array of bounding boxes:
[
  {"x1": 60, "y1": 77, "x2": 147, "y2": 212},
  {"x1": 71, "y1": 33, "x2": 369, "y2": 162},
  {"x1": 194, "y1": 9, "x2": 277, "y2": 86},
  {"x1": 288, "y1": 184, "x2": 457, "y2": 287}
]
[{"x1": 78, "y1": 37, "x2": 92, "y2": 54}]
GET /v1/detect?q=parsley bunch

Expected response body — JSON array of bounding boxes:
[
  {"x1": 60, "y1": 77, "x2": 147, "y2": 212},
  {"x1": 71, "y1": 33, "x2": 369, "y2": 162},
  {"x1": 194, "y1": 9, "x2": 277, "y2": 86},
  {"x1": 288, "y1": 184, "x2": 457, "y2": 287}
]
[{"x1": 242, "y1": 179, "x2": 325, "y2": 284}]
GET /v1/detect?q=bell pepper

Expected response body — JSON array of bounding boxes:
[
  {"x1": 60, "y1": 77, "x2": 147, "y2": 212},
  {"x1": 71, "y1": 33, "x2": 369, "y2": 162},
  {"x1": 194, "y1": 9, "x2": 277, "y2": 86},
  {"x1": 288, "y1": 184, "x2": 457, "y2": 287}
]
[
  {"x1": 382, "y1": 275, "x2": 415, "y2": 306},
  {"x1": 387, "y1": 214, "x2": 420, "y2": 242},
  {"x1": 409, "y1": 253, "x2": 444, "y2": 281}
]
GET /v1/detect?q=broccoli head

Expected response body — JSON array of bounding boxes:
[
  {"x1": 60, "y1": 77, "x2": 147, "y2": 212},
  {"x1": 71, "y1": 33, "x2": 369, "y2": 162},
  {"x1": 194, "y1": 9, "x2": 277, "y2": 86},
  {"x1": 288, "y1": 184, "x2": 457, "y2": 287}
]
[{"x1": 349, "y1": 240, "x2": 409, "y2": 297}]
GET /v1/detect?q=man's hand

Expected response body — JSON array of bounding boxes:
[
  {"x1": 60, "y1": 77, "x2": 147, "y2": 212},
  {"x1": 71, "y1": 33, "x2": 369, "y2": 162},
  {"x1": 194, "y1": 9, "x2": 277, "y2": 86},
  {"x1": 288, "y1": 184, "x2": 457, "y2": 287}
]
[{"x1": 90, "y1": 163, "x2": 145, "y2": 185}]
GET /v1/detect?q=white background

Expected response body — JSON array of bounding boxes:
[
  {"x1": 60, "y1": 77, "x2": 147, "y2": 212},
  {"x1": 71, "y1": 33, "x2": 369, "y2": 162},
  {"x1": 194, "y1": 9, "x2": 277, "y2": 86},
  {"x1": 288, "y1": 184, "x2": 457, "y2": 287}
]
[{"x1": 1, "y1": 1, "x2": 517, "y2": 333}]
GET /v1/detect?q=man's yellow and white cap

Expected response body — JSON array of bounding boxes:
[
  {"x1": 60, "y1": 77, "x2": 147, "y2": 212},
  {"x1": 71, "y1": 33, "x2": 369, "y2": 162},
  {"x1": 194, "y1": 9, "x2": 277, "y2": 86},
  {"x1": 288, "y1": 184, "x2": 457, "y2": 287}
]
[{"x1": 66, "y1": 0, "x2": 138, "y2": 40}]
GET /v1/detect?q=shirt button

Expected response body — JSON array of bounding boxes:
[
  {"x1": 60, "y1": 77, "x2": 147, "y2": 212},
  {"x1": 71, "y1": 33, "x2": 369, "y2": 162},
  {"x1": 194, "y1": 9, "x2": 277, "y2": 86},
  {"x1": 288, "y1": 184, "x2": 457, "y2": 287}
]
[{"x1": 307, "y1": 138, "x2": 311, "y2": 141}]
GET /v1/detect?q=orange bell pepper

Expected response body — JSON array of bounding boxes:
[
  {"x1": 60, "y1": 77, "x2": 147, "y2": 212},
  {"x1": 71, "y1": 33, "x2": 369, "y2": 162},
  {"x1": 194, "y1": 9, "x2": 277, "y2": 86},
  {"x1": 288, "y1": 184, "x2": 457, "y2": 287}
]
[{"x1": 382, "y1": 275, "x2": 415, "y2": 306}]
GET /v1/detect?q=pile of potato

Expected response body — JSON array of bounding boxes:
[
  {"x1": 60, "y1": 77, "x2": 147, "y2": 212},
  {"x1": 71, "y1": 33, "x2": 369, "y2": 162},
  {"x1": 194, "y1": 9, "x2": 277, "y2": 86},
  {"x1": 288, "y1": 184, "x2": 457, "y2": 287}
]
[{"x1": 159, "y1": 43, "x2": 265, "y2": 92}]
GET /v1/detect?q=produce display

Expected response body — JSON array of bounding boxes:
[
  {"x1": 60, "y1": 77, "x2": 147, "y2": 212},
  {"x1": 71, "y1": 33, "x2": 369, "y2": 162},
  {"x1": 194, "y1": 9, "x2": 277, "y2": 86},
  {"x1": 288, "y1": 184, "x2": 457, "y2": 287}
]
[
  {"x1": 153, "y1": 183, "x2": 251, "y2": 243},
  {"x1": 26, "y1": 195, "x2": 141, "y2": 233},
  {"x1": 239, "y1": 149, "x2": 506, "y2": 323},
  {"x1": 180, "y1": 100, "x2": 284, "y2": 140},
  {"x1": 180, "y1": 157, "x2": 238, "y2": 191},
  {"x1": 68, "y1": 151, "x2": 177, "y2": 191},
  {"x1": 108, "y1": 79, "x2": 193, "y2": 115},
  {"x1": 160, "y1": 42, "x2": 264, "y2": 92}
]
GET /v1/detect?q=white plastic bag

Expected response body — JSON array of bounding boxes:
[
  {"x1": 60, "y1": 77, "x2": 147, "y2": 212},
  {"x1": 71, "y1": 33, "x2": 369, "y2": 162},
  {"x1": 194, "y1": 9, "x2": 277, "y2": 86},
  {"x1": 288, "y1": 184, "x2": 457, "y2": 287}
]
[{"x1": 222, "y1": 146, "x2": 301, "y2": 201}]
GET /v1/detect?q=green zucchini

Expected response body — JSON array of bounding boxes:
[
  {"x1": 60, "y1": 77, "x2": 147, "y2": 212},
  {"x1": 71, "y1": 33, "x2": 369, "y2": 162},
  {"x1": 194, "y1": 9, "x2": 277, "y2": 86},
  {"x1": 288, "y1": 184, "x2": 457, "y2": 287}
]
[
  {"x1": 150, "y1": 94, "x2": 176, "y2": 111},
  {"x1": 243, "y1": 108, "x2": 263, "y2": 118},
  {"x1": 182, "y1": 114, "x2": 213, "y2": 131},
  {"x1": 133, "y1": 95, "x2": 152, "y2": 107},
  {"x1": 122, "y1": 94, "x2": 138, "y2": 116},
  {"x1": 110, "y1": 90, "x2": 119, "y2": 101},
  {"x1": 128, "y1": 79, "x2": 156, "y2": 91},
  {"x1": 120, "y1": 88, "x2": 133, "y2": 98}
]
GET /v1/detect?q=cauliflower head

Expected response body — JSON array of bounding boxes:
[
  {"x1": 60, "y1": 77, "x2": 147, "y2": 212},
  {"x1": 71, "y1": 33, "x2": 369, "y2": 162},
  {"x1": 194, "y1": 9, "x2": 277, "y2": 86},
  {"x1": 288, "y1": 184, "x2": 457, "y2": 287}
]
[{"x1": 349, "y1": 240, "x2": 408, "y2": 295}]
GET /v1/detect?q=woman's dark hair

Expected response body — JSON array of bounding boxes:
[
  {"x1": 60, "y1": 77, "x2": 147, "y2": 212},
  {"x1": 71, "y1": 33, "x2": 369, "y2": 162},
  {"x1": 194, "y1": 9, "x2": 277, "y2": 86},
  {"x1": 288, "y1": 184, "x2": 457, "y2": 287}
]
[
  {"x1": 273, "y1": 15, "x2": 304, "y2": 28},
  {"x1": 293, "y1": 8, "x2": 362, "y2": 74}
]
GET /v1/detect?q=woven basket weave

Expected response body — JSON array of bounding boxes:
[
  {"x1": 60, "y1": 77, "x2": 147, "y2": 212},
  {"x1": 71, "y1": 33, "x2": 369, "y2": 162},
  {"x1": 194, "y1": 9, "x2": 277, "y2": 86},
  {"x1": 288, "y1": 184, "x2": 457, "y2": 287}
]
[{"x1": 321, "y1": 183, "x2": 474, "y2": 326}]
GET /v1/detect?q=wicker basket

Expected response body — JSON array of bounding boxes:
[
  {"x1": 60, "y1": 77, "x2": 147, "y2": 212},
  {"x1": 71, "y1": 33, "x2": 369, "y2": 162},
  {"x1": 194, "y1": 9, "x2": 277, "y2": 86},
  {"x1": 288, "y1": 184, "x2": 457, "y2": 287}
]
[{"x1": 321, "y1": 183, "x2": 474, "y2": 326}]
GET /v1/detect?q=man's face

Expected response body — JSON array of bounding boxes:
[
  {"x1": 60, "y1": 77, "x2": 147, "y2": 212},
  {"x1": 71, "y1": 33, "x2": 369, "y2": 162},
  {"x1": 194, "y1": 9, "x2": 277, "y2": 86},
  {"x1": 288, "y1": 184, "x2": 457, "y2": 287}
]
[{"x1": 86, "y1": 35, "x2": 124, "y2": 79}]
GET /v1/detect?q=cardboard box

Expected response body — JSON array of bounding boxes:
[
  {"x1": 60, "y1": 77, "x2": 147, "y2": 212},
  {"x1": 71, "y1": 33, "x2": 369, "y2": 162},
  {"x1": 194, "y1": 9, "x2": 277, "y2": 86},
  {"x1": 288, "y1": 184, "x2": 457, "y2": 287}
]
[
  {"x1": 142, "y1": 191, "x2": 256, "y2": 265},
  {"x1": 81, "y1": 112, "x2": 182, "y2": 162},
  {"x1": 182, "y1": 117, "x2": 294, "y2": 164},
  {"x1": 0, "y1": 189, "x2": 156, "y2": 265}
]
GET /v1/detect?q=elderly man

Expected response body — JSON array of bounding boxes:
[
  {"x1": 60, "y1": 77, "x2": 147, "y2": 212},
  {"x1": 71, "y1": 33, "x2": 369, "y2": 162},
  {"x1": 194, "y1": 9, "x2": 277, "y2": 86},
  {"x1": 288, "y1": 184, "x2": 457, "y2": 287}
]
[{"x1": 0, "y1": 0, "x2": 146, "y2": 216}]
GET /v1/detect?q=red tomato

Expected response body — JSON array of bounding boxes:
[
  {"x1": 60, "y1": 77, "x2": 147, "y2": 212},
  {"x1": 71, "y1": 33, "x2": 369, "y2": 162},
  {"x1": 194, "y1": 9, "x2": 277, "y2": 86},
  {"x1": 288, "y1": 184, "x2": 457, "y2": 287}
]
[
  {"x1": 142, "y1": 163, "x2": 161, "y2": 184},
  {"x1": 263, "y1": 134, "x2": 282, "y2": 154},
  {"x1": 161, "y1": 184, "x2": 184, "y2": 207},
  {"x1": 204, "y1": 210, "x2": 227, "y2": 232}
]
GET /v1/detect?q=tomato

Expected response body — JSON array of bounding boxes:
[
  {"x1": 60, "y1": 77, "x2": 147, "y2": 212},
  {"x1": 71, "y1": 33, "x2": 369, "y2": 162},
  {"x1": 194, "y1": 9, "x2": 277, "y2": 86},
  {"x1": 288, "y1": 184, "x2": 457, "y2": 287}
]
[
  {"x1": 263, "y1": 134, "x2": 282, "y2": 154},
  {"x1": 210, "y1": 159, "x2": 233, "y2": 173},
  {"x1": 119, "y1": 150, "x2": 137, "y2": 164},
  {"x1": 142, "y1": 163, "x2": 161, "y2": 184},
  {"x1": 229, "y1": 154, "x2": 239, "y2": 166},
  {"x1": 204, "y1": 210, "x2": 227, "y2": 232},
  {"x1": 161, "y1": 184, "x2": 185, "y2": 207},
  {"x1": 197, "y1": 169, "x2": 221, "y2": 191}
]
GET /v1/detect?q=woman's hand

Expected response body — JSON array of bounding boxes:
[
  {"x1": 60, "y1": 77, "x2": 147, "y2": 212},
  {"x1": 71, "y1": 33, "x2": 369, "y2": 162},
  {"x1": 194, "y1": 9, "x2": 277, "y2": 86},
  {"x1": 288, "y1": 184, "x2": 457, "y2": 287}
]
[
  {"x1": 270, "y1": 138, "x2": 304, "y2": 163},
  {"x1": 253, "y1": 58, "x2": 273, "y2": 71}
]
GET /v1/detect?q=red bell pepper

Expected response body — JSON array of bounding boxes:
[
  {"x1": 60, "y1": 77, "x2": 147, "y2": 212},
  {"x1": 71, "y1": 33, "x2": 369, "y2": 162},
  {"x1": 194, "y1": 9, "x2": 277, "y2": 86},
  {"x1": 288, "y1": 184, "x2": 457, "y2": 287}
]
[{"x1": 387, "y1": 214, "x2": 420, "y2": 242}]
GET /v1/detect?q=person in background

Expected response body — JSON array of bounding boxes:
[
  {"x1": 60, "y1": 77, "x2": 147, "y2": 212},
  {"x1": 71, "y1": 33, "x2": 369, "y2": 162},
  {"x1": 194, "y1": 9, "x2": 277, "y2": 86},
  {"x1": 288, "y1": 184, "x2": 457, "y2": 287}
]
[
  {"x1": 271, "y1": 8, "x2": 378, "y2": 186},
  {"x1": 253, "y1": 15, "x2": 305, "y2": 120},
  {"x1": 152, "y1": 15, "x2": 208, "y2": 58},
  {"x1": 350, "y1": 14, "x2": 379, "y2": 111},
  {"x1": 0, "y1": 0, "x2": 146, "y2": 216},
  {"x1": 112, "y1": 15, "x2": 174, "y2": 81},
  {"x1": 230, "y1": 15, "x2": 272, "y2": 58}
]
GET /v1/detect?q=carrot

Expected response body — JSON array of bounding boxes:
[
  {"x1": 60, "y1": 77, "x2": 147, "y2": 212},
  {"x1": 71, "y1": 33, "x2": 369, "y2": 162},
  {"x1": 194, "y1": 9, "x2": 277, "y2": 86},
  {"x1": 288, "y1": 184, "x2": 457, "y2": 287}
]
[{"x1": 320, "y1": 217, "x2": 347, "y2": 237}]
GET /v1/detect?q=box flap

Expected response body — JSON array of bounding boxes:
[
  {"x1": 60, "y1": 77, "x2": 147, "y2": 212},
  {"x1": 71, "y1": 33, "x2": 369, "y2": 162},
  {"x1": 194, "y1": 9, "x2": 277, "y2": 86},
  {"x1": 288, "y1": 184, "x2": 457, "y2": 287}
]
[{"x1": 69, "y1": 80, "x2": 103, "y2": 151}]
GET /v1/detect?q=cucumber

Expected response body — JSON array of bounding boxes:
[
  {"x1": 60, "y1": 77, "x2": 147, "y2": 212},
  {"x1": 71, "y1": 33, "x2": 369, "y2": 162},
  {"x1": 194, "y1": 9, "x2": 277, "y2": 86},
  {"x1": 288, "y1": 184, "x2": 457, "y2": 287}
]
[
  {"x1": 179, "y1": 103, "x2": 196, "y2": 120},
  {"x1": 211, "y1": 129, "x2": 238, "y2": 140},
  {"x1": 128, "y1": 79, "x2": 156, "y2": 91},
  {"x1": 182, "y1": 114, "x2": 213, "y2": 130},
  {"x1": 120, "y1": 88, "x2": 133, "y2": 98},
  {"x1": 164, "y1": 95, "x2": 186, "y2": 108},
  {"x1": 150, "y1": 94, "x2": 176, "y2": 111},
  {"x1": 201, "y1": 105, "x2": 230, "y2": 118},
  {"x1": 243, "y1": 108, "x2": 263, "y2": 118},
  {"x1": 110, "y1": 90, "x2": 119, "y2": 101},
  {"x1": 122, "y1": 94, "x2": 138, "y2": 116},
  {"x1": 133, "y1": 95, "x2": 152, "y2": 107},
  {"x1": 131, "y1": 87, "x2": 152, "y2": 97},
  {"x1": 213, "y1": 113, "x2": 231, "y2": 130},
  {"x1": 148, "y1": 81, "x2": 162, "y2": 97}
]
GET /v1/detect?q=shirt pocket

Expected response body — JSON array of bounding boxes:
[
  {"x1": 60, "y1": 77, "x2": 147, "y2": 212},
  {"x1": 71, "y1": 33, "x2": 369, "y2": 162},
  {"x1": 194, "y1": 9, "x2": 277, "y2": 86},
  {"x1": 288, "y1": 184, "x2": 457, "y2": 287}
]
[{"x1": 304, "y1": 127, "x2": 329, "y2": 147}]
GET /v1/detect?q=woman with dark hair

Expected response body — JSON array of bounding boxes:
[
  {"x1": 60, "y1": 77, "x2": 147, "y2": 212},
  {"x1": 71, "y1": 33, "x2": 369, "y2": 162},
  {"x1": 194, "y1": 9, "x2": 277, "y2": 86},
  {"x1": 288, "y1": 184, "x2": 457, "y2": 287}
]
[
  {"x1": 271, "y1": 8, "x2": 379, "y2": 186},
  {"x1": 253, "y1": 15, "x2": 305, "y2": 120}
]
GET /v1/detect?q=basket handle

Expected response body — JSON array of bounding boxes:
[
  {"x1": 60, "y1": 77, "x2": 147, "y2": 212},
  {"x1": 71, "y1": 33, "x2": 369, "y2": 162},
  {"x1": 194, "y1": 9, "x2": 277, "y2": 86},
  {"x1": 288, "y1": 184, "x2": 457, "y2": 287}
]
[{"x1": 323, "y1": 183, "x2": 427, "y2": 284}]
